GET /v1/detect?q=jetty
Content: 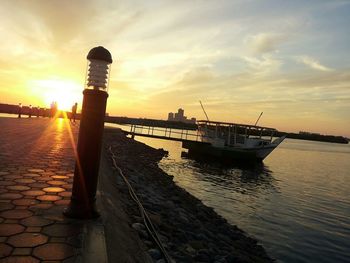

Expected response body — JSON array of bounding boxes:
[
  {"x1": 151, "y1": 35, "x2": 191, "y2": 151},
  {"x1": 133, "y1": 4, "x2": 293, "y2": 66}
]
[{"x1": 123, "y1": 124, "x2": 205, "y2": 143}]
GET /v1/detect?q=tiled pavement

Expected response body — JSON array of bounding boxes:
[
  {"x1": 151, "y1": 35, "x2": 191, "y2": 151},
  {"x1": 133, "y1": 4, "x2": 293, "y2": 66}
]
[{"x1": 0, "y1": 117, "x2": 84, "y2": 262}]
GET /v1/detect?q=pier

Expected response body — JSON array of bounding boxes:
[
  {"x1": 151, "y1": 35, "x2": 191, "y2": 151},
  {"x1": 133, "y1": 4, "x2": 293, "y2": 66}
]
[{"x1": 123, "y1": 124, "x2": 206, "y2": 143}]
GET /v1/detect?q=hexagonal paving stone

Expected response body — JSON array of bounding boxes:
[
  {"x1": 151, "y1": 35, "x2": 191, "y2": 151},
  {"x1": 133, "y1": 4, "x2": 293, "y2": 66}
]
[
  {"x1": 28, "y1": 203, "x2": 53, "y2": 211},
  {"x1": 61, "y1": 184, "x2": 73, "y2": 190},
  {"x1": 0, "y1": 181, "x2": 15, "y2": 186},
  {"x1": 23, "y1": 173, "x2": 41, "y2": 178},
  {"x1": 56, "y1": 170, "x2": 70, "y2": 175},
  {"x1": 4, "y1": 175, "x2": 22, "y2": 180},
  {"x1": 28, "y1": 182, "x2": 49, "y2": 188},
  {"x1": 21, "y1": 216, "x2": 54, "y2": 227},
  {"x1": 0, "y1": 223, "x2": 25, "y2": 236},
  {"x1": 14, "y1": 178, "x2": 36, "y2": 184},
  {"x1": 25, "y1": 227, "x2": 41, "y2": 233},
  {"x1": 47, "y1": 180, "x2": 66, "y2": 186},
  {"x1": 0, "y1": 209, "x2": 33, "y2": 219},
  {"x1": 21, "y1": 190, "x2": 45, "y2": 196},
  {"x1": 0, "y1": 202, "x2": 14, "y2": 211},
  {"x1": 0, "y1": 256, "x2": 39, "y2": 262},
  {"x1": 33, "y1": 243, "x2": 75, "y2": 260},
  {"x1": 0, "y1": 171, "x2": 10, "y2": 175},
  {"x1": 42, "y1": 224, "x2": 82, "y2": 237},
  {"x1": 42, "y1": 187, "x2": 65, "y2": 193},
  {"x1": 40, "y1": 172, "x2": 55, "y2": 176},
  {"x1": 36, "y1": 177, "x2": 52, "y2": 182},
  {"x1": 52, "y1": 175, "x2": 69, "y2": 179},
  {"x1": 6, "y1": 185, "x2": 31, "y2": 191},
  {"x1": 12, "y1": 199, "x2": 38, "y2": 206},
  {"x1": 58, "y1": 192, "x2": 72, "y2": 198},
  {"x1": 12, "y1": 247, "x2": 32, "y2": 256},
  {"x1": 55, "y1": 200, "x2": 70, "y2": 206},
  {"x1": 0, "y1": 189, "x2": 8, "y2": 195},
  {"x1": 7, "y1": 232, "x2": 48, "y2": 247},
  {"x1": 0, "y1": 243, "x2": 13, "y2": 258},
  {"x1": 37, "y1": 195, "x2": 61, "y2": 202},
  {"x1": 28, "y1": 169, "x2": 45, "y2": 173},
  {"x1": 0, "y1": 193, "x2": 23, "y2": 200}
]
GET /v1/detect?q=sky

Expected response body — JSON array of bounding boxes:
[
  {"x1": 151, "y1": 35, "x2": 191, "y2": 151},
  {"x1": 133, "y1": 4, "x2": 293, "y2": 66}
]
[{"x1": 0, "y1": 0, "x2": 349, "y2": 136}]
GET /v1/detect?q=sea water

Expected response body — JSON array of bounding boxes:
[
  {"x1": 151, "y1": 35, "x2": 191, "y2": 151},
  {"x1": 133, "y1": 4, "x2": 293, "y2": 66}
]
[{"x1": 134, "y1": 135, "x2": 350, "y2": 263}]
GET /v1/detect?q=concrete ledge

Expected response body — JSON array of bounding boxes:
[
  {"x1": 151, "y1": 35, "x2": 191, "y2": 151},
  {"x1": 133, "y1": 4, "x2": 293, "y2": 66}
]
[
  {"x1": 97, "y1": 143, "x2": 153, "y2": 263},
  {"x1": 82, "y1": 217, "x2": 108, "y2": 263}
]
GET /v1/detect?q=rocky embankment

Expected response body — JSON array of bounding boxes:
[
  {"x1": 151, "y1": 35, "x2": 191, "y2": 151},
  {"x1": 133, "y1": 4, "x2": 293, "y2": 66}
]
[{"x1": 103, "y1": 128, "x2": 273, "y2": 263}]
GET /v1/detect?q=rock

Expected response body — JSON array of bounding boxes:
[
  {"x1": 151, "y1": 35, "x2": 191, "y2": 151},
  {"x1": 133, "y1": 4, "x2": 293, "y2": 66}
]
[
  {"x1": 217, "y1": 233, "x2": 232, "y2": 245},
  {"x1": 148, "y1": 248, "x2": 162, "y2": 260},
  {"x1": 158, "y1": 234, "x2": 168, "y2": 243},
  {"x1": 165, "y1": 200, "x2": 175, "y2": 208},
  {"x1": 194, "y1": 252, "x2": 210, "y2": 262},
  {"x1": 144, "y1": 240, "x2": 154, "y2": 247},
  {"x1": 132, "y1": 215, "x2": 143, "y2": 223},
  {"x1": 149, "y1": 213, "x2": 162, "y2": 225},
  {"x1": 198, "y1": 249, "x2": 210, "y2": 256},
  {"x1": 195, "y1": 233, "x2": 208, "y2": 241},
  {"x1": 156, "y1": 259, "x2": 166, "y2": 263},
  {"x1": 185, "y1": 244, "x2": 196, "y2": 255},
  {"x1": 214, "y1": 255, "x2": 226, "y2": 262},
  {"x1": 139, "y1": 230, "x2": 149, "y2": 239},
  {"x1": 179, "y1": 214, "x2": 189, "y2": 224},
  {"x1": 132, "y1": 222, "x2": 145, "y2": 231},
  {"x1": 188, "y1": 240, "x2": 204, "y2": 250}
]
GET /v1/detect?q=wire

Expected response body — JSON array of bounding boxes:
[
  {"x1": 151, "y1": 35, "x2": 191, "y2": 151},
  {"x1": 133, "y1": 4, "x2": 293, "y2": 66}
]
[{"x1": 108, "y1": 146, "x2": 172, "y2": 263}]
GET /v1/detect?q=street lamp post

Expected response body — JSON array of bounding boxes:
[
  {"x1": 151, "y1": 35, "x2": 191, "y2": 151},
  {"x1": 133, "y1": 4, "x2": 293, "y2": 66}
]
[{"x1": 64, "y1": 46, "x2": 113, "y2": 219}]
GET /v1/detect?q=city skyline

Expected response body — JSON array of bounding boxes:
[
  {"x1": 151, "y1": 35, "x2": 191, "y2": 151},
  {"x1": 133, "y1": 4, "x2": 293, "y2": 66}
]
[
  {"x1": 0, "y1": 1, "x2": 349, "y2": 136},
  {"x1": 168, "y1": 108, "x2": 196, "y2": 124}
]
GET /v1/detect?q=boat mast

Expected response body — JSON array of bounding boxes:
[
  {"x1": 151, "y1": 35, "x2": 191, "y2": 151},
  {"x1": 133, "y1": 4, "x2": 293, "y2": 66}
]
[
  {"x1": 199, "y1": 100, "x2": 210, "y2": 122},
  {"x1": 254, "y1": 111, "x2": 263, "y2": 126}
]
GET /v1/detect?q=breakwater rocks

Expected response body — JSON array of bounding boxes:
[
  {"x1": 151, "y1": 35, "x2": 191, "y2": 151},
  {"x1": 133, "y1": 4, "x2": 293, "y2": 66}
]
[{"x1": 103, "y1": 128, "x2": 272, "y2": 263}]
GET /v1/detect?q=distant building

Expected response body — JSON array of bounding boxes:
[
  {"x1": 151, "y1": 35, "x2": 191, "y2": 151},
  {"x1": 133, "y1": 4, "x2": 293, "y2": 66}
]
[
  {"x1": 168, "y1": 112, "x2": 174, "y2": 120},
  {"x1": 167, "y1": 108, "x2": 196, "y2": 124}
]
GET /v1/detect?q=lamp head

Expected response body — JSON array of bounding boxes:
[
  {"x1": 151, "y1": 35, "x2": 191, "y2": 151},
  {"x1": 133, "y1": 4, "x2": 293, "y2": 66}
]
[{"x1": 86, "y1": 46, "x2": 113, "y2": 92}]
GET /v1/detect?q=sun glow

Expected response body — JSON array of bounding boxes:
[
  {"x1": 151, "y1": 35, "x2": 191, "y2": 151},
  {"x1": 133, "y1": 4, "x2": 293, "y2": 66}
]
[{"x1": 30, "y1": 79, "x2": 83, "y2": 111}]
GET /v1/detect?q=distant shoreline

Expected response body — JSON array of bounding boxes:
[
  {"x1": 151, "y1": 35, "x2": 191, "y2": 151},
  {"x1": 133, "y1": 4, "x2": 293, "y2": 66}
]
[{"x1": 1, "y1": 102, "x2": 348, "y2": 144}]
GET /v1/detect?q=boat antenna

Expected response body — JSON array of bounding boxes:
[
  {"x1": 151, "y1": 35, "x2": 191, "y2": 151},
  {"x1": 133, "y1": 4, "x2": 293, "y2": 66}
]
[
  {"x1": 254, "y1": 111, "x2": 263, "y2": 126},
  {"x1": 199, "y1": 100, "x2": 210, "y2": 122}
]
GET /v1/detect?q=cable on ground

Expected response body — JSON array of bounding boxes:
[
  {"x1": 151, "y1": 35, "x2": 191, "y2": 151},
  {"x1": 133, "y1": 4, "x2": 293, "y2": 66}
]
[{"x1": 108, "y1": 146, "x2": 172, "y2": 263}]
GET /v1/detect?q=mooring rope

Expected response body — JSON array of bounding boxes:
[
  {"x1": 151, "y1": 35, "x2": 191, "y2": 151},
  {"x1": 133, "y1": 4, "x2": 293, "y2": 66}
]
[{"x1": 108, "y1": 146, "x2": 172, "y2": 263}]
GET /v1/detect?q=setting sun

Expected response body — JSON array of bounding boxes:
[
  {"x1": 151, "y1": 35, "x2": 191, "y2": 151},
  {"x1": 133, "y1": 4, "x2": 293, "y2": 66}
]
[{"x1": 29, "y1": 78, "x2": 82, "y2": 111}]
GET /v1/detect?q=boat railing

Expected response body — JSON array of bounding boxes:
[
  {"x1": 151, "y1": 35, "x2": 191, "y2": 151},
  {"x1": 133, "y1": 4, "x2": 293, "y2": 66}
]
[{"x1": 128, "y1": 124, "x2": 213, "y2": 142}]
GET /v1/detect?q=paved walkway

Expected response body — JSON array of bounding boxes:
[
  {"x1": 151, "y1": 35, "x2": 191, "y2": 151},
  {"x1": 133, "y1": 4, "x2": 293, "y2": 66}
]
[{"x1": 0, "y1": 117, "x2": 84, "y2": 262}]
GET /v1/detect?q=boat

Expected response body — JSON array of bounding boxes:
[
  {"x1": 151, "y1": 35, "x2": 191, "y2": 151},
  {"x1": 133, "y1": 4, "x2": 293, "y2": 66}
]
[{"x1": 182, "y1": 120, "x2": 286, "y2": 162}]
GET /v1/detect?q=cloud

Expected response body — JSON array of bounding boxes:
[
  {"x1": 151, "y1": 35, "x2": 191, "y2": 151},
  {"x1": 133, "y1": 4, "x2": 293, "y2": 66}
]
[
  {"x1": 243, "y1": 55, "x2": 282, "y2": 75},
  {"x1": 297, "y1": 55, "x2": 333, "y2": 71},
  {"x1": 247, "y1": 33, "x2": 286, "y2": 54}
]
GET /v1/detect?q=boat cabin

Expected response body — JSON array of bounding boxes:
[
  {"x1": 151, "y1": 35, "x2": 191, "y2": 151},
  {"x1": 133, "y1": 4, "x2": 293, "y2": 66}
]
[{"x1": 197, "y1": 120, "x2": 277, "y2": 148}]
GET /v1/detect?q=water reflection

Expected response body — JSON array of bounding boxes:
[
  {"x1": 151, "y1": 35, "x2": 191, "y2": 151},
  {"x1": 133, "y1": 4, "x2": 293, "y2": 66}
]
[
  {"x1": 161, "y1": 152, "x2": 278, "y2": 200},
  {"x1": 133, "y1": 135, "x2": 350, "y2": 263}
]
